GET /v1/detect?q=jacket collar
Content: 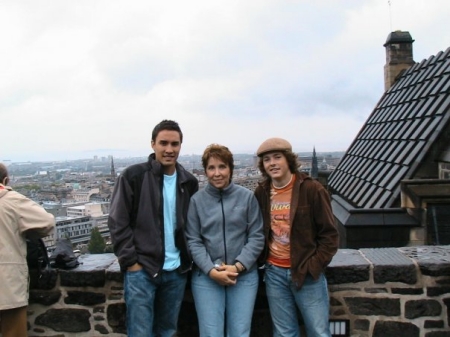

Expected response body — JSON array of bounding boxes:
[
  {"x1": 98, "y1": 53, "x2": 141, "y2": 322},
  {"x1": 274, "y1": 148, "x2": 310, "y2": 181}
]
[
  {"x1": 258, "y1": 171, "x2": 311, "y2": 191},
  {"x1": 205, "y1": 181, "x2": 235, "y2": 199},
  {"x1": 0, "y1": 184, "x2": 11, "y2": 198},
  {"x1": 147, "y1": 153, "x2": 191, "y2": 183}
]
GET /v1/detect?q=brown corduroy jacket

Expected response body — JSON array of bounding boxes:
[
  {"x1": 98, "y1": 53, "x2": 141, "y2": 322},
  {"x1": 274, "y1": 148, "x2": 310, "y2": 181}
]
[{"x1": 254, "y1": 172, "x2": 339, "y2": 289}]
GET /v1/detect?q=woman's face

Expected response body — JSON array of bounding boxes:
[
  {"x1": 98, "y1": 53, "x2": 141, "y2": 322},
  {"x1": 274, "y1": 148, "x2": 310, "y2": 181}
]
[{"x1": 206, "y1": 156, "x2": 231, "y2": 189}]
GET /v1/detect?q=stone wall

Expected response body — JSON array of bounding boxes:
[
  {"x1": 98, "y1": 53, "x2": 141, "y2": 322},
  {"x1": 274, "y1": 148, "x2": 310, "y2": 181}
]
[{"x1": 21, "y1": 246, "x2": 450, "y2": 337}]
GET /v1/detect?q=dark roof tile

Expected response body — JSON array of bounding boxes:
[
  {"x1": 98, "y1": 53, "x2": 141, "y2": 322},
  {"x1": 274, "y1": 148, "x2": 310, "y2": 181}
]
[{"x1": 329, "y1": 48, "x2": 450, "y2": 208}]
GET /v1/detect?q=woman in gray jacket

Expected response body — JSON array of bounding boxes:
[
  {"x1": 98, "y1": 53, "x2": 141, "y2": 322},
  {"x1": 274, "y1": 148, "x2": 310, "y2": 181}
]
[{"x1": 186, "y1": 144, "x2": 264, "y2": 337}]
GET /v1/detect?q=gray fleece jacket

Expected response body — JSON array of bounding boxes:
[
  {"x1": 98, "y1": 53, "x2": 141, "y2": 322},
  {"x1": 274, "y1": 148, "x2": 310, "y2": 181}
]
[{"x1": 186, "y1": 182, "x2": 264, "y2": 275}]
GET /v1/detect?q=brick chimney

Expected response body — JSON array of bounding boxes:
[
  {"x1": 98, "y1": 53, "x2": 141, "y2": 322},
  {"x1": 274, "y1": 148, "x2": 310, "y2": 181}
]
[{"x1": 383, "y1": 31, "x2": 415, "y2": 91}]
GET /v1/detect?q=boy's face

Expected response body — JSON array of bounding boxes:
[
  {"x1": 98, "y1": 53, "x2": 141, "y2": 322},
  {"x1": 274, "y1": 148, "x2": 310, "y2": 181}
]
[
  {"x1": 151, "y1": 130, "x2": 181, "y2": 175},
  {"x1": 262, "y1": 151, "x2": 290, "y2": 183}
]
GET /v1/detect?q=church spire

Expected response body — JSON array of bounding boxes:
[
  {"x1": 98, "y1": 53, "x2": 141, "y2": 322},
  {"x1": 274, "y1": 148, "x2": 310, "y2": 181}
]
[
  {"x1": 311, "y1": 147, "x2": 318, "y2": 179},
  {"x1": 110, "y1": 156, "x2": 116, "y2": 179}
]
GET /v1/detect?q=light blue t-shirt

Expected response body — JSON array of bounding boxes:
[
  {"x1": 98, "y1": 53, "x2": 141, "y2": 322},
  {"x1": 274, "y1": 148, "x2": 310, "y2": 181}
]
[{"x1": 163, "y1": 173, "x2": 180, "y2": 271}]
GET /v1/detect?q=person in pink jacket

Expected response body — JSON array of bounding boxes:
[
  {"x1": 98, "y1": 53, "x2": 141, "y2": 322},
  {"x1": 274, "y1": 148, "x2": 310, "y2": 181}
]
[{"x1": 0, "y1": 163, "x2": 55, "y2": 337}]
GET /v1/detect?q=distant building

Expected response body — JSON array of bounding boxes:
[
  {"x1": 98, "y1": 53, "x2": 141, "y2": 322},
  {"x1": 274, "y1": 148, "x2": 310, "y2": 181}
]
[
  {"x1": 72, "y1": 188, "x2": 100, "y2": 202},
  {"x1": 54, "y1": 216, "x2": 94, "y2": 246},
  {"x1": 234, "y1": 176, "x2": 260, "y2": 192}
]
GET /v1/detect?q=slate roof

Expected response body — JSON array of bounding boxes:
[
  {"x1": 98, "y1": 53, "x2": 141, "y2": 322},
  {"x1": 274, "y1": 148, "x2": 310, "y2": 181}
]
[{"x1": 328, "y1": 47, "x2": 450, "y2": 209}]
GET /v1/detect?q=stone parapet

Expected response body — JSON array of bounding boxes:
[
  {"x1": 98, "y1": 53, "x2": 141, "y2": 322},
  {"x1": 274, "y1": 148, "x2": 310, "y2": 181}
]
[{"x1": 20, "y1": 246, "x2": 450, "y2": 337}]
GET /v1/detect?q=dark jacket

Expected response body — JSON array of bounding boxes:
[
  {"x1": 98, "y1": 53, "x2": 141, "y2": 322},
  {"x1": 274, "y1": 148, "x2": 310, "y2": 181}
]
[
  {"x1": 108, "y1": 154, "x2": 199, "y2": 277},
  {"x1": 254, "y1": 172, "x2": 338, "y2": 289}
]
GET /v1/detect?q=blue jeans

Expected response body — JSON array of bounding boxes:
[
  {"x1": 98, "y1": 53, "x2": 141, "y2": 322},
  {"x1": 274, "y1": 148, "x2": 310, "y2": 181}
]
[
  {"x1": 124, "y1": 268, "x2": 187, "y2": 337},
  {"x1": 264, "y1": 264, "x2": 331, "y2": 337},
  {"x1": 191, "y1": 268, "x2": 259, "y2": 337}
]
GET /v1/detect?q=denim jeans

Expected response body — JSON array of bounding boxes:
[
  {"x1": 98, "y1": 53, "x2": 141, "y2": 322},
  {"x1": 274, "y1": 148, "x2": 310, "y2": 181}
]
[
  {"x1": 124, "y1": 268, "x2": 187, "y2": 337},
  {"x1": 264, "y1": 264, "x2": 331, "y2": 337},
  {"x1": 191, "y1": 268, "x2": 259, "y2": 337}
]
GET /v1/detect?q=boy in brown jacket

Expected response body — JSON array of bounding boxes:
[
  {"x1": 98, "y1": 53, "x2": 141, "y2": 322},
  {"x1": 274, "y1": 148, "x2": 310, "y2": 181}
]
[{"x1": 254, "y1": 138, "x2": 338, "y2": 337}]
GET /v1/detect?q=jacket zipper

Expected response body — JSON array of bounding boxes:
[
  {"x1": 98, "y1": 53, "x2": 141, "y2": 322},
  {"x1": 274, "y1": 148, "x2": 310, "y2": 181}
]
[
  {"x1": 219, "y1": 190, "x2": 228, "y2": 264},
  {"x1": 155, "y1": 175, "x2": 164, "y2": 277}
]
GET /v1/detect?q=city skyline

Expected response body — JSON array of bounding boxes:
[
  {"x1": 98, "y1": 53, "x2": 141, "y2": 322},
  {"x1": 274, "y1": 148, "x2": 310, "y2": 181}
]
[
  {"x1": 3, "y1": 149, "x2": 345, "y2": 165},
  {"x1": 1, "y1": 1, "x2": 449, "y2": 162}
]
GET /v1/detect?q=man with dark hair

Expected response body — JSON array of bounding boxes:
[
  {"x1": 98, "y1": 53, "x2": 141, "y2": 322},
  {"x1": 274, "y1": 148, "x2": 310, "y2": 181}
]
[
  {"x1": 254, "y1": 138, "x2": 338, "y2": 337},
  {"x1": 0, "y1": 163, "x2": 55, "y2": 337},
  {"x1": 108, "y1": 120, "x2": 198, "y2": 337}
]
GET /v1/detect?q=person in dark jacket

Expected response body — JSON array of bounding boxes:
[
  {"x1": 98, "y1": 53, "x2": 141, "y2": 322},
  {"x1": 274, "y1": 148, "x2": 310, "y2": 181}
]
[
  {"x1": 254, "y1": 138, "x2": 339, "y2": 337},
  {"x1": 108, "y1": 120, "x2": 198, "y2": 337}
]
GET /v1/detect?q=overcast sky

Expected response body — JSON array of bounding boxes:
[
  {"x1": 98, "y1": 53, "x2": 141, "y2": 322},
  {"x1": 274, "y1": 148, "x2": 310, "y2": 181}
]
[{"x1": 1, "y1": 0, "x2": 449, "y2": 162}]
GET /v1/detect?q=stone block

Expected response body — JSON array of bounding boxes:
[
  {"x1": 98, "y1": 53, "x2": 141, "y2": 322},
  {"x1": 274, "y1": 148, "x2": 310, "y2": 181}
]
[
  {"x1": 405, "y1": 299, "x2": 442, "y2": 319},
  {"x1": 107, "y1": 303, "x2": 127, "y2": 334},
  {"x1": 427, "y1": 286, "x2": 450, "y2": 297},
  {"x1": 106, "y1": 258, "x2": 123, "y2": 282},
  {"x1": 399, "y1": 246, "x2": 450, "y2": 277},
  {"x1": 361, "y1": 248, "x2": 417, "y2": 284},
  {"x1": 35, "y1": 308, "x2": 91, "y2": 332},
  {"x1": 443, "y1": 298, "x2": 450, "y2": 325},
  {"x1": 345, "y1": 297, "x2": 400, "y2": 316},
  {"x1": 108, "y1": 292, "x2": 123, "y2": 300},
  {"x1": 424, "y1": 320, "x2": 444, "y2": 328},
  {"x1": 436, "y1": 277, "x2": 450, "y2": 285},
  {"x1": 373, "y1": 321, "x2": 419, "y2": 337},
  {"x1": 64, "y1": 290, "x2": 106, "y2": 305},
  {"x1": 327, "y1": 249, "x2": 370, "y2": 284},
  {"x1": 354, "y1": 319, "x2": 370, "y2": 331},
  {"x1": 424, "y1": 332, "x2": 450, "y2": 337},
  {"x1": 330, "y1": 296, "x2": 343, "y2": 306},
  {"x1": 391, "y1": 287, "x2": 423, "y2": 295},
  {"x1": 76, "y1": 253, "x2": 117, "y2": 270},
  {"x1": 60, "y1": 269, "x2": 105, "y2": 287},
  {"x1": 364, "y1": 287, "x2": 388, "y2": 293},
  {"x1": 94, "y1": 324, "x2": 109, "y2": 334},
  {"x1": 93, "y1": 306, "x2": 105, "y2": 313},
  {"x1": 29, "y1": 269, "x2": 58, "y2": 290},
  {"x1": 29, "y1": 290, "x2": 61, "y2": 306},
  {"x1": 332, "y1": 308, "x2": 346, "y2": 316},
  {"x1": 328, "y1": 286, "x2": 362, "y2": 292}
]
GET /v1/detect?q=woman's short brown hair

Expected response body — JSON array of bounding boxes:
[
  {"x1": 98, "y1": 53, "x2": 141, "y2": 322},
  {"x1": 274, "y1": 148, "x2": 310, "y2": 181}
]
[{"x1": 201, "y1": 144, "x2": 234, "y2": 182}]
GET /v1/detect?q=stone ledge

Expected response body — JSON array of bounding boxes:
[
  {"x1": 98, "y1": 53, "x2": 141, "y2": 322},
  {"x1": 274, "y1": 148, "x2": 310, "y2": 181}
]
[
  {"x1": 361, "y1": 248, "x2": 417, "y2": 284},
  {"x1": 24, "y1": 246, "x2": 450, "y2": 336},
  {"x1": 327, "y1": 249, "x2": 370, "y2": 284},
  {"x1": 399, "y1": 246, "x2": 450, "y2": 277},
  {"x1": 31, "y1": 246, "x2": 450, "y2": 288}
]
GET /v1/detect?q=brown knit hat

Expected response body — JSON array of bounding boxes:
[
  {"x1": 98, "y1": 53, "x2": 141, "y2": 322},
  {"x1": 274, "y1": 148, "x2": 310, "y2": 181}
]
[{"x1": 256, "y1": 138, "x2": 292, "y2": 157}]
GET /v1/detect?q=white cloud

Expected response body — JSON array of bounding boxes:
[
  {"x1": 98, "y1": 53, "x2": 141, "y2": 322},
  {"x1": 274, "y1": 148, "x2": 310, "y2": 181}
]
[{"x1": 1, "y1": 0, "x2": 449, "y2": 162}]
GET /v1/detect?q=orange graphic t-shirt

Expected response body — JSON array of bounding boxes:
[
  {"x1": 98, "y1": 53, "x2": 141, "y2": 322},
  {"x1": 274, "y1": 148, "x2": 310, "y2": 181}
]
[{"x1": 267, "y1": 175, "x2": 295, "y2": 268}]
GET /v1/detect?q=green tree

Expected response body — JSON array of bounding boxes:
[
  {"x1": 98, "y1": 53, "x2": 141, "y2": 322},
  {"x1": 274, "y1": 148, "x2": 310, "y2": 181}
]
[{"x1": 88, "y1": 227, "x2": 106, "y2": 254}]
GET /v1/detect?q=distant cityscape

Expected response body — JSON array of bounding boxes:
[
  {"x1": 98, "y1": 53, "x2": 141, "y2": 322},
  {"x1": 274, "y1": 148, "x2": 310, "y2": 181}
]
[{"x1": 3, "y1": 150, "x2": 344, "y2": 253}]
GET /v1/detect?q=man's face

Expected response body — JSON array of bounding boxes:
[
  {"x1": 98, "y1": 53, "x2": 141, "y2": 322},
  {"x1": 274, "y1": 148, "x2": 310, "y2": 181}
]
[
  {"x1": 151, "y1": 130, "x2": 181, "y2": 174},
  {"x1": 262, "y1": 151, "x2": 290, "y2": 183}
]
